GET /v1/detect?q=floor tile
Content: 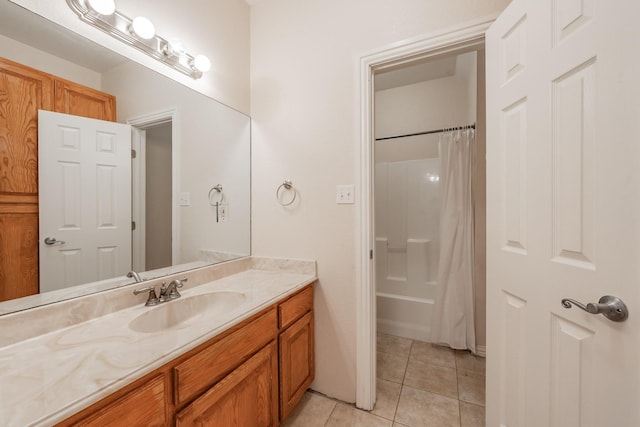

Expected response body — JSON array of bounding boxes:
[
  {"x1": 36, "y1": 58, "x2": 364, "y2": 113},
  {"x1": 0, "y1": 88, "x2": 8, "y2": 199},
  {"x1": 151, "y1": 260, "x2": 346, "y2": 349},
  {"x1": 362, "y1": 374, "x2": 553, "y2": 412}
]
[
  {"x1": 460, "y1": 401, "x2": 485, "y2": 427},
  {"x1": 395, "y1": 385, "x2": 460, "y2": 427},
  {"x1": 377, "y1": 333, "x2": 413, "y2": 357},
  {"x1": 371, "y1": 378, "x2": 402, "y2": 420},
  {"x1": 454, "y1": 351, "x2": 486, "y2": 374},
  {"x1": 410, "y1": 341, "x2": 456, "y2": 369},
  {"x1": 377, "y1": 350, "x2": 409, "y2": 383},
  {"x1": 457, "y1": 370, "x2": 486, "y2": 406},
  {"x1": 326, "y1": 403, "x2": 393, "y2": 427},
  {"x1": 404, "y1": 358, "x2": 458, "y2": 399},
  {"x1": 281, "y1": 391, "x2": 336, "y2": 427}
]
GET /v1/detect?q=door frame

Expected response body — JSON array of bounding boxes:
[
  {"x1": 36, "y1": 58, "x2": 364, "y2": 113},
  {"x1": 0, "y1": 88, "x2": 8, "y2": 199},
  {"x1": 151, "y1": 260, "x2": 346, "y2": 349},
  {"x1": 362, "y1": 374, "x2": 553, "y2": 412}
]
[
  {"x1": 356, "y1": 16, "x2": 496, "y2": 410},
  {"x1": 128, "y1": 108, "x2": 180, "y2": 271}
]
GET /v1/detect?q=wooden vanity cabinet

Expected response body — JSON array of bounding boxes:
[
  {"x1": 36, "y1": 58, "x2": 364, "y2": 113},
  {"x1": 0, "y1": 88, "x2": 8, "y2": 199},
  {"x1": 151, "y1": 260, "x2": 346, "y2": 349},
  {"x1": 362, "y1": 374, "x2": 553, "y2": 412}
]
[
  {"x1": 176, "y1": 342, "x2": 279, "y2": 426},
  {"x1": 68, "y1": 375, "x2": 167, "y2": 427},
  {"x1": 56, "y1": 283, "x2": 315, "y2": 427},
  {"x1": 278, "y1": 286, "x2": 315, "y2": 421},
  {"x1": 0, "y1": 57, "x2": 116, "y2": 302}
]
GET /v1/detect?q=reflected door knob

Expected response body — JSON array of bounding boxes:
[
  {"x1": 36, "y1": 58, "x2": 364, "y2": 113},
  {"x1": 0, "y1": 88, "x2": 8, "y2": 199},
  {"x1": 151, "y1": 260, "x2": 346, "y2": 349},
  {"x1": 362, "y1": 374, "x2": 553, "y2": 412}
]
[
  {"x1": 44, "y1": 237, "x2": 66, "y2": 245},
  {"x1": 561, "y1": 295, "x2": 629, "y2": 322}
]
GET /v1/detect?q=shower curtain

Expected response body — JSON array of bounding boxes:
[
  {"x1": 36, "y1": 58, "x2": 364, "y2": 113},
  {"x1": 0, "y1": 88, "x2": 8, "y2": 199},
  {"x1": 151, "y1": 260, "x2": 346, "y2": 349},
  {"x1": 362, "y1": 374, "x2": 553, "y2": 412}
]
[{"x1": 429, "y1": 128, "x2": 476, "y2": 353}]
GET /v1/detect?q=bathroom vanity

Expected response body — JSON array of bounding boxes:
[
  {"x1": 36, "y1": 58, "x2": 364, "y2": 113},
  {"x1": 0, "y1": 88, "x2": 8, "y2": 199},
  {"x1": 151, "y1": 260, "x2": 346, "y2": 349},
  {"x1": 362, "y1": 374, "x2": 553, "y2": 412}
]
[{"x1": 0, "y1": 257, "x2": 316, "y2": 426}]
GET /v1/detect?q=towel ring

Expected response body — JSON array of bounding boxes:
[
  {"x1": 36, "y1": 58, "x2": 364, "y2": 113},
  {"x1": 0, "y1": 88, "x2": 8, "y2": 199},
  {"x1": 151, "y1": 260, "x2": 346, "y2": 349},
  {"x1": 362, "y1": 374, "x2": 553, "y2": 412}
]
[
  {"x1": 276, "y1": 180, "x2": 296, "y2": 206},
  {"x1": 208, "y1": 184, "x2": 225, "y2": 205}
]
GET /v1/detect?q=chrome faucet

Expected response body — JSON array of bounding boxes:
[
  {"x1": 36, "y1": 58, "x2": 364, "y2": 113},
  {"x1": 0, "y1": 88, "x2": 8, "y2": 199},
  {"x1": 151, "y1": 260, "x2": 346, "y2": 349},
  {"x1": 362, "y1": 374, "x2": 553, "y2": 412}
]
[
  {"x1": 133, "y1": 277, "x2": 188, "y2": 307},
  {"x1": 126, "y1": 270, "x2": 143, "y2": 283},
  {"x1": 160, "y1": 278, "x2": 188, "y2": 301}
]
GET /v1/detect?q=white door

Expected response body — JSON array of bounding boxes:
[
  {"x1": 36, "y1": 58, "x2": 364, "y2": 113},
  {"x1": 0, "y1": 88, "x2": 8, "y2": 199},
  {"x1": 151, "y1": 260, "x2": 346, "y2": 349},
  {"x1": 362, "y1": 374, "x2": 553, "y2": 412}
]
[
  {"x1": 486, "y1": 0, "x2": 640, "y2": 425},
  {"x1": 39, "y1": 110, "x2": 132, "y2": 293}
]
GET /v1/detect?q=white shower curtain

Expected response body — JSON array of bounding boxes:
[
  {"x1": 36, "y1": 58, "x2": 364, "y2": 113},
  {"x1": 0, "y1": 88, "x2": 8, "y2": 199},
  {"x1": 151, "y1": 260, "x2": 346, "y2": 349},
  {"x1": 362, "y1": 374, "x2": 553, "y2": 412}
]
[{"x1": 429, "y1": 128, "x2": 476, "y2": 353}]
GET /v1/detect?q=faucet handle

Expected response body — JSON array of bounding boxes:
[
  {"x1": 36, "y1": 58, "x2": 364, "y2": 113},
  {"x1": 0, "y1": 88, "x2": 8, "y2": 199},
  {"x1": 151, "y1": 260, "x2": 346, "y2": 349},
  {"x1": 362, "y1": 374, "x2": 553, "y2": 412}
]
[{"x1": 133, "y1": 286, "x2": 160, "y2": 306}]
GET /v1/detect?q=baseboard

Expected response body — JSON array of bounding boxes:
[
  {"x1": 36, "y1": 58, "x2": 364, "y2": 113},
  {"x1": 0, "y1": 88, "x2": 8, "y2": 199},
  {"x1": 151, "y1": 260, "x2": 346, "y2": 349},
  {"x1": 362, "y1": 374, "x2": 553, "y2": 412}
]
[{"x1": 475, "y1": 345, "x2": 487, "y2": 357}]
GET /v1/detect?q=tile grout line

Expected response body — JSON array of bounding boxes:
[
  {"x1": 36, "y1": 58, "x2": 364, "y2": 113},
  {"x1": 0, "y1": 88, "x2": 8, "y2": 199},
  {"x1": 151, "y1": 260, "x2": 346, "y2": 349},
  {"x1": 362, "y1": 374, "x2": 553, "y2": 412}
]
[{"x1": 393, "y1": 339, "x2": 414, "y2": 424}]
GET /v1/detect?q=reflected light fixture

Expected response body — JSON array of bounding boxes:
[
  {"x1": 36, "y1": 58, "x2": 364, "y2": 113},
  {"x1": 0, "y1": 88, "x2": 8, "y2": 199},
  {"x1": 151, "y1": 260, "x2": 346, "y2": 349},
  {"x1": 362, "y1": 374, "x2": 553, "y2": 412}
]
[
  {"x1": 130, "y1": 16, "x2": 155, "y2": 40},
  {"x1": 67, "y1": 0, "x2": 211, "y2": 79},
  {"x1": 87, "y1": 0, "x2": 115, "y2": 16}
]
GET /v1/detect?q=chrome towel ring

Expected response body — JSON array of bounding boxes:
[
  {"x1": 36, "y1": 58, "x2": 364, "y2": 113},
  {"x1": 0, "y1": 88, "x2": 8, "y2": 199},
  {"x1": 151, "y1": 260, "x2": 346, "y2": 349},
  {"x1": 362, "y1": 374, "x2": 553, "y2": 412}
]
[
  {"x1": 276, "y1": 180, "x2": 296, "y2": 206},
  {"x1": 208, "y1": 184, "x2": 225, "y2": 205}
]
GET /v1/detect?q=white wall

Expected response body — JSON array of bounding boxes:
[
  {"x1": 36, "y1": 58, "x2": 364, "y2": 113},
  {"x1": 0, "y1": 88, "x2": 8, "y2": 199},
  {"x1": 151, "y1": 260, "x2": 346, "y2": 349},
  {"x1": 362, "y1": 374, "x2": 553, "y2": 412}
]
[
  {"x1": 0, "y1": 33, "x2": 101, "y2": 88},
  {"x1": 102, "y1": 60, "x2": 251, "y2": 264},
  {"x1": 9, "y1": 0, "x2": 250, "y2": 114},
  {"x1": 250, "y1": 0, "x2": 509, "y2": 402}
]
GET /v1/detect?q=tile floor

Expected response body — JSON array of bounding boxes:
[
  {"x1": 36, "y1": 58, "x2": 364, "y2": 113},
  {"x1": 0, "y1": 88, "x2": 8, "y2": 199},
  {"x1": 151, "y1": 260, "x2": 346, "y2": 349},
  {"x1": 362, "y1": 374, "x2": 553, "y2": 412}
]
[{"x1": 281, "y1": 333, "x2": 486, "y2": 427}]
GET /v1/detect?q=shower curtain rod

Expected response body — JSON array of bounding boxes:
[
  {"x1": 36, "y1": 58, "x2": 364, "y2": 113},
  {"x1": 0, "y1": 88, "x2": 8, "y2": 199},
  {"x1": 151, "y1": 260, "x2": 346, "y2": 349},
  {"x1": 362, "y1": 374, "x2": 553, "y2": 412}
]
[{"x1": 375, "y1": 123, "x2": 476, "y2": 141}]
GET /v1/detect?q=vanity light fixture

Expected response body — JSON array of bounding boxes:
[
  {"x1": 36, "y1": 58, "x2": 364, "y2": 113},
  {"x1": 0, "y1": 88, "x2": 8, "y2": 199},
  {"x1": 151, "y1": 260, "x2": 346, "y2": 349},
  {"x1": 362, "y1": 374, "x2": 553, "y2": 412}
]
[{"x1": 66, "y1": 0, "x2": 211, "y2": 79}]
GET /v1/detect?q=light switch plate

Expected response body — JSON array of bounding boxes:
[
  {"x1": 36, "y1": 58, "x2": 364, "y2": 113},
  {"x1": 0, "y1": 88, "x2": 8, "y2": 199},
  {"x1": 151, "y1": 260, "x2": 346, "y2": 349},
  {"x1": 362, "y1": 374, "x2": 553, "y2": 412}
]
[
  {"x1": 179, "y1": 192, "x2": 190, "y2": 206},
  {"x1": 336, "y1": 185, "x2": 355, "y2": 204}
]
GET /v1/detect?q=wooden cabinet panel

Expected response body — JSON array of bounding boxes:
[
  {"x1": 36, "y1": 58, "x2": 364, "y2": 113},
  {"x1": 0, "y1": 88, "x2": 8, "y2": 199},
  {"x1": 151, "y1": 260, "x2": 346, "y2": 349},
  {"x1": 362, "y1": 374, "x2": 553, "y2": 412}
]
[
  {"x1": 279, "y1": 311, "x2": 315, "y2": 420},
  {"x1": 54, "y1": 80, "x2": 116, "y2": 122},
  {"x1": 0, "y1": 57, "x2": 53, "y2": 301},
  {"x1": 0, "y1": 212, "x2": 38, "y2": 301},
  {"x1": 0, "y1": 57, "x2": 117, "y2": 302},
  {"x1": 176, "y1": 342, "x2": 279, "y2": 427},
  {"x1": 72, "y1": 375, "x2": 166, "y2": 427},
  {"x1": 173, "y1": 308, "x2": 278, "y2": 407},
  {"x1": 0, "y1": 57, "x2": 53, "y2": 194},
  {"x1": 278, "y1": 286, "x2": 313, "y2": 329}
]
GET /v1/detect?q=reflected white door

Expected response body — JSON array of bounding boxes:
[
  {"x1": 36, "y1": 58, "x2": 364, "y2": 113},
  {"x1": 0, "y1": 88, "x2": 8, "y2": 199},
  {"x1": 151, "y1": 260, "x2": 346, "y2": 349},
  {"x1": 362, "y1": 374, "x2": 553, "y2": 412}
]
[
  {"x1": 486, "y1": 0, "x2": 640, "y2": 425},
  {"x1": 38, "y1": 110, "x2": 132, "y2": 293}
]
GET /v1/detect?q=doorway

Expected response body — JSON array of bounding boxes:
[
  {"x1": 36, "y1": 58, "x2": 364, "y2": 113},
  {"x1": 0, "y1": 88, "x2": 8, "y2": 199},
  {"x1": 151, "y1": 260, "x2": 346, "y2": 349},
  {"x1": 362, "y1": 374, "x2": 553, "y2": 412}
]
[
  {"x1": 357, "y1": 19, "x2": 494, "y2": 410},
  {"x1": 128, "y1": 108, "x2": 180, "y2": 273},
  {"x1": 143, "y1": 123, "x2": 173, "y2": 270},
  {"x1": 373, "y1": 51, "x2": 480, "y2": 344}
]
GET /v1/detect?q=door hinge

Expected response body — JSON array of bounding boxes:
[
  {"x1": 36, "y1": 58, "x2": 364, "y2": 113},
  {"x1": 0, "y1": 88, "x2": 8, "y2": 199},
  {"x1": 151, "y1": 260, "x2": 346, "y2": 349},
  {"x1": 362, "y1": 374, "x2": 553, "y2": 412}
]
[
  {"x1": 369, "y1": 249, "x2": 373, "y2": 260},
  {"x1": 131, "y1": 221, "x2": 136, "y2": 231},
  {"x1": 131, "y1": 149, "x2": 137, "y2": 159}
]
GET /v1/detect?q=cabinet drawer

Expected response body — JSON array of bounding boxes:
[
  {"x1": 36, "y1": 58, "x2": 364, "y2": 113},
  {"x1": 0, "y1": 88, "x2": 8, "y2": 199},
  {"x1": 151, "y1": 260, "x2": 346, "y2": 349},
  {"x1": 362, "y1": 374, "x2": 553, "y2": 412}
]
[
  {"x1": 279, "y1": 286, "x2": 313, "y2": 329},
  {"x1": 72, "y1": 375, "x2": 166, "y2": 427},
  {"x1": 173, "y1": 308, "x2": 278, "y2": 407}
]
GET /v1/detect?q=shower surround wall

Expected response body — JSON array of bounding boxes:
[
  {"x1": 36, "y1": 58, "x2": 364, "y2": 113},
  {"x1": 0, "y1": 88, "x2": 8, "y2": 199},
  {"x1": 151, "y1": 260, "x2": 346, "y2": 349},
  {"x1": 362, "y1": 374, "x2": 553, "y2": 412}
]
[
  {"x1": 374, "y1": 52, "x2": 480, "y2": 343},
  {"x1": 375, "y1": 158, "x2": 440, "y2": 341}
]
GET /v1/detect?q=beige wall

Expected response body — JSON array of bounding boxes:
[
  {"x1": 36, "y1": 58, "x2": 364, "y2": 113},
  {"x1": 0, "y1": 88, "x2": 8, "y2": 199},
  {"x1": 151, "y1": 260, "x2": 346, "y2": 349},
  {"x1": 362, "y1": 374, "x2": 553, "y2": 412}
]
[
  {"x1": 0, "y1": 33, "x2": 101, "y2": 88},
  {"x1": 9, "y1": 0, "x2": 250, "y2": 114},
  {"x1": 251, "y1": 0, "x2": 510, "y2": 402}
]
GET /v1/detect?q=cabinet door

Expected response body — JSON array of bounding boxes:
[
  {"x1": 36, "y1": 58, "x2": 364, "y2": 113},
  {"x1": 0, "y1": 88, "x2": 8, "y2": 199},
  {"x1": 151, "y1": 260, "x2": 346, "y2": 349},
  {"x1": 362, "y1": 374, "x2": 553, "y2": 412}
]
[
  {"x1": 54, "y1": 80, "x2": 116, "y2": 122},
  {"x1": 176, "y1": 342, "x2": 279, "y2": 427},
  {"x1": 279, "y1": 311, "x2": 314, "y2": 421},
  {"x1": 71, "y1": 375, "x2": 166, "y2": 427},
  {"x1": 0, "y1": 57, "x2": 54, "y2": 301}
]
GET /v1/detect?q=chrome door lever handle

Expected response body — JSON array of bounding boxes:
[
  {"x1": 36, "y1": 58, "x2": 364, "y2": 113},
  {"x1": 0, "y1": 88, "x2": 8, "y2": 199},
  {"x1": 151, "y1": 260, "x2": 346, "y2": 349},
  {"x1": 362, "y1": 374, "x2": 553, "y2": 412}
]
[
  {"x1": 561, "y1": 295, "x2": 628, "y2": 322},
  {"x1": 44, "y1": 237, "x2": 66, "y2": 245}
]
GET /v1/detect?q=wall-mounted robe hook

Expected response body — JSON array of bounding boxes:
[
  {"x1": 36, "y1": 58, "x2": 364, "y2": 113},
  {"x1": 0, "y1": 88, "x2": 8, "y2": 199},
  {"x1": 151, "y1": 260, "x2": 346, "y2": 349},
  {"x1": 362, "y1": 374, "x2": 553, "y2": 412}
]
[{"x1": 276, "y1": 180, "x2": 296, "y2": 206}]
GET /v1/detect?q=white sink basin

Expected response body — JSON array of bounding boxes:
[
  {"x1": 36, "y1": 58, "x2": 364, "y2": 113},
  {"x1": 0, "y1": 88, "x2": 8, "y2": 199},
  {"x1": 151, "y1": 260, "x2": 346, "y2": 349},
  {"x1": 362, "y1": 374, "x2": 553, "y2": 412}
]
[{"x1": 129, "y1": 291, "x2": 246, "y2": 333}]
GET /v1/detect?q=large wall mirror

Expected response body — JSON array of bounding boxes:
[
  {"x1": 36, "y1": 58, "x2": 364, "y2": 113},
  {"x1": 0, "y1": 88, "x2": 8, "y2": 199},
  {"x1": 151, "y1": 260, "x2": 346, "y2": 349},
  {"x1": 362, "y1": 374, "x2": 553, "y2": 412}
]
[{"x1": 0, "y1": 1, "x2": 250, "y2": 314}]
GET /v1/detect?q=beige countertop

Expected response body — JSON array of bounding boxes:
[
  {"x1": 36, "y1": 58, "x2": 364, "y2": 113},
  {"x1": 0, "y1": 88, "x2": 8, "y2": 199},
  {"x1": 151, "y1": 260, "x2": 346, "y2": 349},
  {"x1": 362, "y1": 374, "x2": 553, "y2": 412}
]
[{"x1": 0, "y1": 257, "x2": 316, "y2": 426}]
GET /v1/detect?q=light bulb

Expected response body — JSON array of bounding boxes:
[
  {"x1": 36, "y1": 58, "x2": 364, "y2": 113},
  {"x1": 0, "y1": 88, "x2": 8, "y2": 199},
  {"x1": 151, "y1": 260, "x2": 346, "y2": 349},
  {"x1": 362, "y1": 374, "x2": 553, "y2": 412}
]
[
  {"x1": 193, "y1": 55, "x2": 211, "y2": 73},
  {"x1": 131, "y1": 16, "x2": 155, "y2": 40},
  {"x1": 87, "y1": 0, "x2": 115, "y2": 15}
]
